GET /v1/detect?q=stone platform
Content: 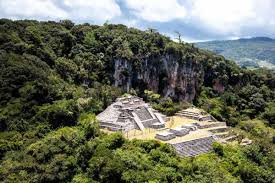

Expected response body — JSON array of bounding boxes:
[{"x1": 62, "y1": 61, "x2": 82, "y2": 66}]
[{"x1": 96, "y1": 95, "x2": 166, "y2": 132}]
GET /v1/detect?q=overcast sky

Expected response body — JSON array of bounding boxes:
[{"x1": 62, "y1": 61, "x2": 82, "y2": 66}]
[{"x1": 0, "y1": 0, "x2": 274, "y2": 42}]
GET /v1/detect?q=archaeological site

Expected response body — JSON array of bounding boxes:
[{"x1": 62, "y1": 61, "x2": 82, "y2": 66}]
[{"x1": 97, "y1": 95, "x2": 236, "y2": 157}]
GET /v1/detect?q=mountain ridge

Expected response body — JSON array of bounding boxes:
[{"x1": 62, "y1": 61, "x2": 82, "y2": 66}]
[{"x1": 195, "y1": 37, "x2": 275, "y2": 68}]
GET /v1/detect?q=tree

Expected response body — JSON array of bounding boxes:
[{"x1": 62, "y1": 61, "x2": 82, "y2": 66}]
[
  {"x1": 144, "y1": 90, "x2": 160, "y2": 103},
  {"x1": 60, "y1": 20, "x2": 75, "y2": 30},
  {"x1": 262, "y1": 102, "x2": 275, "y2": 127},
  {"x1": 55, "y1": 57, "x2": 78, "y2": 82},
  {"x1": 35, "y1": 99, "x2": 78, "y2": 128},
  {"x1": 147, "y1": 28, "x2": 157, "y2": 34},
  {"x1": 83, "y1": 31, "x2": 98, "y2": 51},
  {"x1": 174, "y1": 31, "x2": 182, "y2": 43}
]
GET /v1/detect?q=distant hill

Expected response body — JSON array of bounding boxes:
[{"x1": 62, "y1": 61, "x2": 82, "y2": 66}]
[{"x1": 195, "y1": 37, "x2": 275, "y2": 68}]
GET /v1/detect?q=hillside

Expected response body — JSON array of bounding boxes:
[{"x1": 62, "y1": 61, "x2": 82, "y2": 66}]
[
  {"x1": 195, "y1": 37, "x2": 275, "y2": 68},
  {"x1": 0, "y1": 19, "x2": 274, "y2": 183}
]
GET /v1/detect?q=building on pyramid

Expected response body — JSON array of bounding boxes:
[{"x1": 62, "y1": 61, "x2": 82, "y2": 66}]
[{"x1": 96, "y1": 95, "x2": 166, "y2": 132}]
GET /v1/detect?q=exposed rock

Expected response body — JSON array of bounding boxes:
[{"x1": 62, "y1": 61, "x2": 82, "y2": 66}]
[
  {"x1": 213, "y1": 79, "x2": 225, "y2": 92},
  {"x1": 112, "y1": 55, "x2": 204, "y2": 102}
]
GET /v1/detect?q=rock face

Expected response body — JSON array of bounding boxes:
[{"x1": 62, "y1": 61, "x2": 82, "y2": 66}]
[{"x1": 113, "y1": 55, "x2": 204, "y2": 102}]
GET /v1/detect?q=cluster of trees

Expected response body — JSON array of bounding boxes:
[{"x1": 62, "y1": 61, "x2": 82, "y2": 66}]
[
  {"x1": 0, "y1": 19, "x2": 274, "y2": 182},
  {"x1": 196, "y1": 68, "x2": 275, "y2": 127},
  {"x1": 142, "y1": 90, "x2": 190, "y2": 116}
]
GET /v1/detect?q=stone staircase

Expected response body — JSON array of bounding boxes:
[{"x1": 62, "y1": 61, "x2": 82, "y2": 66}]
[
  {"x1": 176, "y1": 111, "x2": 200, "y2": 120},
  {"x1": 173, "y1": 137, "x2": 215, "y2": 157},
  {"x1": 132, "y1": 112, "x2": 145, "y2": 131},
  {"x1": 194, "y1": 122, "x2": 227, "y2": 129},
  {"x1": 214, "y1": 131, "x2": 229, "y2": 138},
  {"x1": 208, "y1": 126, "x2": 228, "y2": 133},
  {"x1": 135, "y1": 107, "x2": 153, "y2": 121},
  {"x1": 176, "y1": 109, "x2": 217, "y2": 122}
]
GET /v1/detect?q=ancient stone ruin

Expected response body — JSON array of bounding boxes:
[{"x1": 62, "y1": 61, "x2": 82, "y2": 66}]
[
  {"x1": 176, "y1": 107, "x2": 217, "y2": 121},
  {"x1": 96, "y1": 95, "x2": 166, "y2": 132},
  {"x1": 97, "y1": 96, "x2": 236, "y2": 157},
  {"x1": 169, "y1": 127, "x2": 190, "y2": 137},
  {"x1": 155, "y1": 131, "x2": 176, "y2": 141}
]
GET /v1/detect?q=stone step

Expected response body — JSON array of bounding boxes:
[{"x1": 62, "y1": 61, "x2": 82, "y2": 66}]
[
  {"x1": 173, "y1": 137, "x2": 215, "y2": 157},
  {"x1": 132, "y1": 112, "x2": 145, "y2": 131},
  {"x1": 195, "y1": 122, "x2": 227, "y2": 129},
  {"x1": 175, "y1": 114, "x2": 200, "y2": 120},
  {"x1": 135, "y1": 107, "x2": 153, "y2": 121},
  {"x1": 214, "y1": 131, "x2": 229, "y2": 138},
  {"x1": 208, "y1": 126, "x2": 228, "y2": 133},
  {"x1": 176, "y1": 112, "x2": 200, "y2": 117}
]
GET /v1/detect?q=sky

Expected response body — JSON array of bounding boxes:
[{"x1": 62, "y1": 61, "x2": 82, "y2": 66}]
[{"x1": 0, "y1": 0, "x2": 275, "y2": 42}]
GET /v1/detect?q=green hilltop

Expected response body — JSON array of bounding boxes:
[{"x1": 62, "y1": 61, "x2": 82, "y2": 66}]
[{"x1": 195, "y1": 37, "x2": 275, "y2": 68}]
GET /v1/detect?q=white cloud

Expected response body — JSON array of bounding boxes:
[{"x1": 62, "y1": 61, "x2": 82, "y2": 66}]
[
  {"x1": 124, "y1": 0, "x2": 275, "y2": 37},
  {"x1": 124, "y1": 0, "x2": 186, "y2": 22},
  {"x1": 119, "y1": 19, "x2": 138, "y2": 28},
  {"x1": 187, "y1": 0, "x2": 275, "y2": 36},
  {"x1": 63, "y1": 0, "x2": 121, "y2": 23},
  {"x1": 0, "y1": 0, "x2": 121, "y2": 23},
  {"x1": 0, "y1": 0, "x2": 67, "y2": 20},
  {"x1": 189, "y1": 0, "x2": 255, "y2": 34},
  {"x1": 0, "y1": 0, "x2": 274, "y2": 39}
]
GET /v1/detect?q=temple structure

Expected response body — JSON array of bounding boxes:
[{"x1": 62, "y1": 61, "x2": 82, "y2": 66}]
[
  {"x1": 97, "y1": 96, "x2": 236, "y2": 157},
  {"x1": 96, "y1": 96, "x2": 166, "y2": 132}
]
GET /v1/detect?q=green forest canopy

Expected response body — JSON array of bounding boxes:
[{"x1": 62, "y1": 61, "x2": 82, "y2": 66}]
[{"x1": 0, "y1": 19, "x2": 274, "y2": 183}]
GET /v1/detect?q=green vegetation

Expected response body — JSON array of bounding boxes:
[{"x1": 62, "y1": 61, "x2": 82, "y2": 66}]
[
  {"x1": 0, "y1": 19, "x2": 274, "y2": 182},
  {"x1": 195, "y1": 37, "x2": 275, "y2": 68},
  {"x1": 143, "y1": 90, "x2": 190, "y2": 116},
  {"x1": 196, "y1": 69, "x2": 275, "y2": 127}
]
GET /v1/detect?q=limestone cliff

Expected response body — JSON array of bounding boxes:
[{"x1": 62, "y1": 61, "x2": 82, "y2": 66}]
[{"x1": 112, "y1": 54, "x2": 205, "y2": 102}]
